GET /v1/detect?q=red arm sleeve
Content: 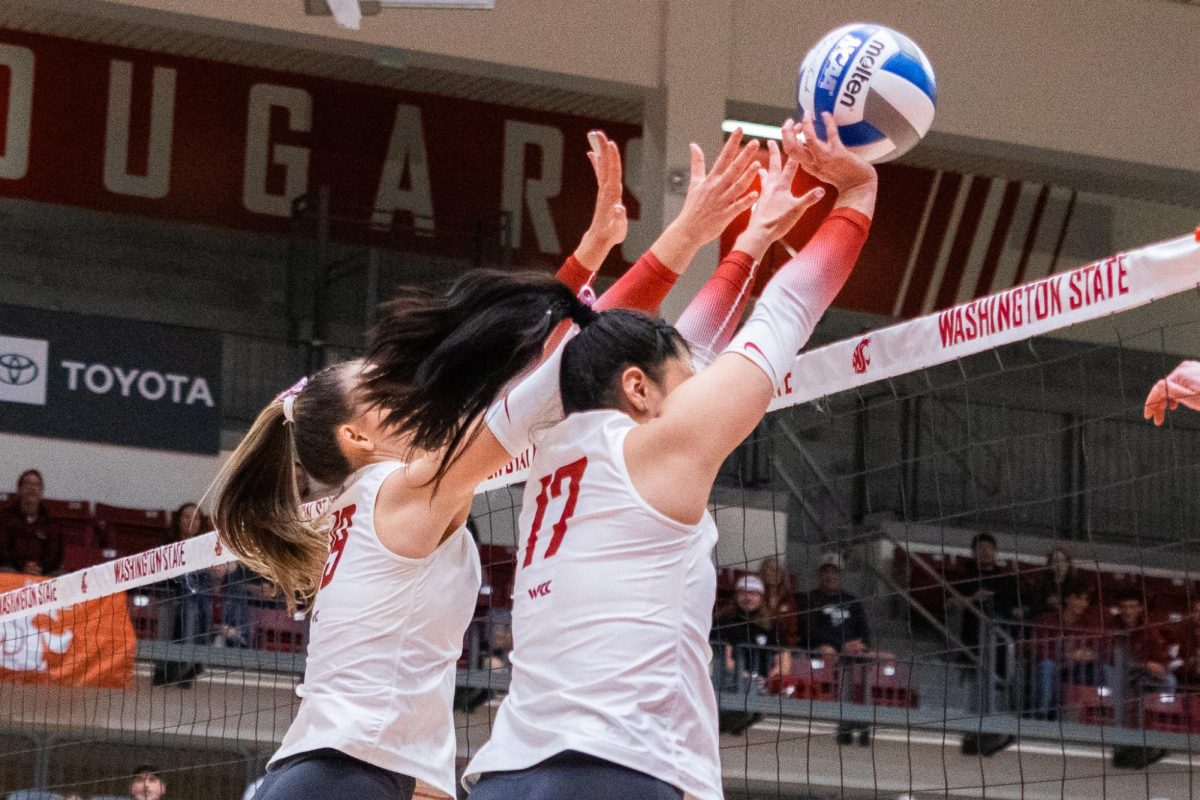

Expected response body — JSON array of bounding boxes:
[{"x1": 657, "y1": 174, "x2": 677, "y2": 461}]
[
  {"x1": 674, "y1": 250, "x2": 758, "y2": 367},
  {"x1": 555, "y1": 254, "x2": 595, "y2": 296},
  {"x1": 593, "y1": 251, "x2": 679, "y2": 314}
]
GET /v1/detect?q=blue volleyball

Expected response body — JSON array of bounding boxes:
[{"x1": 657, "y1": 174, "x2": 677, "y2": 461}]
[{"x1": 797, "y1": 23, "x2": 937, "y2": 163}]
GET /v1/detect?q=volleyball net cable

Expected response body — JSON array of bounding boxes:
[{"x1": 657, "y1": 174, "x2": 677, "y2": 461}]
[{"x1": 1, "y1": 228, "x2": 1199, "y2": 799}]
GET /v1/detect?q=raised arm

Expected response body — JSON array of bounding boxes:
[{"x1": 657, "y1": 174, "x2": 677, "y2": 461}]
[
  {"x1": 630, "y1": 113, "x2": 876, "y2": 523},
  {"x1": 675, "y1": 130, "x2": 826, "y2": 366},
  {"x1": 555, "y1": 130, "x2": 629, "y2": 297},
  {"x1": 595, "y1": 129, "x2": 762, "y2": 314}
]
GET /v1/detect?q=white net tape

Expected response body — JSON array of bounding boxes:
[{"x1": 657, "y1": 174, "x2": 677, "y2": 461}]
[{"x1": 3, "y1": 232, "x2": 1197, "y2": 624}]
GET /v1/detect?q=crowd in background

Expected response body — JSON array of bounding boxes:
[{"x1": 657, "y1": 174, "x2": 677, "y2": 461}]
[{"x1": 8, "y1": 467, "x2": 1200, "y2": 720}]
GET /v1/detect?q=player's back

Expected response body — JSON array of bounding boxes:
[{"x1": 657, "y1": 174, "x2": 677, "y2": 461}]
[
  {"x1": 274, "y1": 460, "x2": 480, "y2": 797},
  {"x1": 465, "y1": 409, "x2": 723, "y2": 800}
]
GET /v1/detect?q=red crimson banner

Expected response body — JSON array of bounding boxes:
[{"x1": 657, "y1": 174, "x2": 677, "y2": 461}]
[{"x1": 0, "y1": 28, "x2": 640, "y2": 271}]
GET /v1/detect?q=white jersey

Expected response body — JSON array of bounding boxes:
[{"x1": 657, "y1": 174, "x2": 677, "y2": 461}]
[
  {"x1": 464, "y1": 410, "x2": 722, "y2": 800},
  {"x1": 271, "y1": 460, "x2": 481, "y2": 798}
]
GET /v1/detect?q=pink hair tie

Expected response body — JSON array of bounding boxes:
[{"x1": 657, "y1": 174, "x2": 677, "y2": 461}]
[
  {"x1": 278, "y1": 377, "x2": 308, "y2": 424},
  {"x1": 578, "y1": 285, "x2": 597, "y2": 308}
]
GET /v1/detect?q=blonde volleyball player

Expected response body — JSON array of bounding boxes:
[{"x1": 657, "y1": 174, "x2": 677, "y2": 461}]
[
  {"x1": 1144, "y1": 360, "x2": 1200, "y2": 425},
  {"x1": 212, "y1": 130, "x2": 764, "y2": 800},
  {"x1": 453, "y1": 114, "x2": 877, "y2": 800}
]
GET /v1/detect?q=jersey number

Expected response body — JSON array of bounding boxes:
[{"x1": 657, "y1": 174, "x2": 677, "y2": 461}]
[
  {"x1": 320, "y1": 504, "x2": 356, "y2": 589},
  {"x1": 522, "y1": 457, "x2": 588, "y2": 568}
]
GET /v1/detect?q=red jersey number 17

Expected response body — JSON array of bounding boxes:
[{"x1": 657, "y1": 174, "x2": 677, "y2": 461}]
[{"x1": 522, "y1": 457, "x2": 588, "y2": 568}]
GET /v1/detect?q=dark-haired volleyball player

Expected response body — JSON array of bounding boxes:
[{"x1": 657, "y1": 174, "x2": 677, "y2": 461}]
[
  {"x1": 213, "y1": 130, "x2": 765, "y2": 800},
  {"x1": 455, "y1": 114, "x2": 877, "y2": 800}
]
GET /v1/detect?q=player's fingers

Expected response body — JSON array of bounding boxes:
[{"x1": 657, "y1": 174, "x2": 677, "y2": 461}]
[
  {"x1": 586, "y1": 150, "x2": 601, "y2": 183},
  {"x1": 606, "y1": 140, "x2": 623, "y2": 185},
  {"x1": 767, "y1": 139, "x2": 782, "y2": 175},
  {"x1": 723, "y1": 139, "x2": 760, "y2": 184},
  {"x1": 726, "y1": 190, "x2": 760, "y2": 219},
  {"x1": 779, "y1": 153, "x2": 801, "y2": 185},
  {"x1": 724, "y1": 164, "x2": 759, "y2": 200},
  {"x1": 793, "y1": 186, "x2": 826, "y2": 213},
  {"x1": 780, "y1": 118, "x2": 798, "y2": 155},
  {"x1": 689, "y1": 143, "x2": 706, "y2": 183},
  {"x1": 711, "y1": 128, "x2": 743, "y2": 175},
  {"x1": 821, "y1": 112, "x2": 842, "y2": 149},
  {"x1": 801, "y1": 112, "x2": 822, "y2": 148}
]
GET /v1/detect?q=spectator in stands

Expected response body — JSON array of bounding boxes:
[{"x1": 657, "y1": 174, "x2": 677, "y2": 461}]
[
  {"x1": 0, "y1": 469, "x2": 62, "y2": 575},
  {"x1": 1171, "y1": 597, "x2": 1200, "y2": 686},
  {"x1": 1027, "y1": 545, "x2": 1086, "y2": 618},
  {"x1": 130, "y1": 765, "x2": 166, "y2": 800},
  {"x1": 759, "y1": 557, "x2": 800, "y2": 647},
  {"x1": 955, "y1": 533, "x2": 1022, "y2": 657},
  {"x1": 1110, "y1": 589, "x2": 1175, "y2": 692},
  {"x1": 801, "y1": 561, "x2": 871, "y2": 660},
  {"x1": 154, "y1": 503, "x2": 215, "y2": 686},
  {"x1": 713, "y1": 575, "x2": 787, "y2": 681},
  {"x1": 1030, "y1": 585, "x2": 1103, "y2": 720}
]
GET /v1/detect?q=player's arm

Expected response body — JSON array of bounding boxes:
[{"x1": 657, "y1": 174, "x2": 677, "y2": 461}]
[
  {"x1": 1144, "y1": 360, "x2": 1200, "y2": 425},
  {"x1": 629, "y1": 113, "x2": 876, "y2": 524},
  {"x1": 595, "y1": 129, "x2": 762, "y2": 314},
  {"x1": 554, "y1": 130, "x2": 628, "y2": 296},
  {"x1": 675, "y1": 128, "x2": 826, "y2": 366}
]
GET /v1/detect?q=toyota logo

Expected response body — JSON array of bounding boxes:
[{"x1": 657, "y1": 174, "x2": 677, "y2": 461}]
[{"x1": 0, "y1": 353, "x2": 39, "y2": 386}]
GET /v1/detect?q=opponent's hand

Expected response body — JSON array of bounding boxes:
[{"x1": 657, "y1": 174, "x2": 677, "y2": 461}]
[
  {"x1": 789, "y1": 112, "x2": 877, "y2": 195},
  {"x1": 1144, "y1": 360, "x2": 1200, "y2": 425},
  {"x1": 676, "y1": 128, "x2": 761, "y2": 244},
  {"x1": 574, "y1": 130, "x2": 628, "y2": 270},
  {"x1": 733, "y1": 135, "x2": 826, "y2": 257}
]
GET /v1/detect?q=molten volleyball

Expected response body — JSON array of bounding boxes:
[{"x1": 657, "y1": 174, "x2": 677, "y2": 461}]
[{"x1": 797, "y1": 23, "x2": 937, "y2": 163}]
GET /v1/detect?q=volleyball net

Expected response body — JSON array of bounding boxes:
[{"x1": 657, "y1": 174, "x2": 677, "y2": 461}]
[{"x1": 1, "y1": 230, "x2": 1198, "y2": 799}]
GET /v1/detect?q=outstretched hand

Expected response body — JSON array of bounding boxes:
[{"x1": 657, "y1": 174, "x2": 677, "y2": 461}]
[
  {"x1": 677, "y1": 128, "x2": 762, "y2": 244},
  {"x1": 1144, "y1": 360, "x2": 1200, "y2": 425},
  {"x1": 785, "y1": 112, "x2": 877, "y2": 196},
  {"x1": 574, "y1": 130, "x2": 628, "y2": 271},
  {"x1": 734, "y1": 133, "x2": 826, "y2": 257}
]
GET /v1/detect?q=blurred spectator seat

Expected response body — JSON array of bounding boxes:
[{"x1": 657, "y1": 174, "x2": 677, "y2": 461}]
[
  {"x1": 1061, "y1": 683, "x2": 1123, "y2": 727},
  {"x1": 6, "y1": 791, "x2": 62, "y2": 800},
  {"x1": 477, "y1": 544, "x2": 516, "y2": 610},
  {"x1": 42, "y1": 499, "x2": 94, "y2": 546},
  {"x1": 767, "y1": 653, "x2": 837, "y2": 700},
  {"x1": 61, "y1": 542, "x2": 105, "y2": 572},
  {"x1": 250, "y1": 605, "x2": 309, "y2": 653},
  {"x1": 1143, "y1": 691, "x2": 1200, "y2": 733},
  {"x1": 868, "y1": 660, "x2": 918, "y2": 708},
  {"x1": 127, "y1": 590, "x2": 163, "y2": 640},
  {"x1": 95, "y1": 503, "x2": 168, "y2": 557}
]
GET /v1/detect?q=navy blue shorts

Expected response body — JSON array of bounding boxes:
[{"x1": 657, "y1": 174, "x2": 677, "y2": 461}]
[
  {"x1": 254, "y1": 748, "x2": 415, "y2": 800},
  {"x1": 469, "y1": 751, "x2": 682, "y2": 800}
]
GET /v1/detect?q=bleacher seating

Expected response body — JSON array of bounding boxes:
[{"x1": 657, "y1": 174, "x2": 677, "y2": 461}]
[
  {"x1": 768, "y1": 653, "x2": 837, "y2": 700},
  {"x1": 94, "y1": 503, "x2": 169, "y2": 557},
  {"x1": 249, "y1": 606, "x2": 309, "y2": 653}
]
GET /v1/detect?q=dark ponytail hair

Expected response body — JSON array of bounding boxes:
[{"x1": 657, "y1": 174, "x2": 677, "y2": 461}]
[
  {"x1": 560, "y1": 309, "x2": 689, "y2": 415},
  {"x1": 363, "y1": 269, "x2": 593, "y2": 481},
  {"x1": 210, "y1": 362, "x2": 356, "y2": 610}
]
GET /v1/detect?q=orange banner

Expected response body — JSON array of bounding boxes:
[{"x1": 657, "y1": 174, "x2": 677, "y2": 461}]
[{"x1": 0, "y1": 574, "x2": 135, "y2": 688}]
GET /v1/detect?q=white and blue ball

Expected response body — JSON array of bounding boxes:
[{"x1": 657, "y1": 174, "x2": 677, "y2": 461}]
[{"x1": 797, "y1": 23, "x2": 936, "y2": 163}]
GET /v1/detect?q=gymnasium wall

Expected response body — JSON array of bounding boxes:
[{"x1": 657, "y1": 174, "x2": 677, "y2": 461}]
[{"x1": 94, "y1": 0, "x2": 1200, "y2": 171}]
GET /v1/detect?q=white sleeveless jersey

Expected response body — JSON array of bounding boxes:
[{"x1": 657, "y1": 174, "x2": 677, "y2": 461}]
[
  {"x1": 464, "y1": 410, "x2": 723, "y2": 800},
  {"x1": 271, "y1": 460, "x2": 481, "y2": 798}
]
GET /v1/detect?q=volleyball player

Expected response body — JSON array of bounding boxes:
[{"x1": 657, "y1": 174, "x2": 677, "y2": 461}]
[
  {"x1": 449, "y1": 114, "x2": 877, "y2": 800},
  {"x1": 212, "y1": 129, "x2": 765, "y2": 800},
  {"x1": 1144, "y1": 360, "x2": 1200, "y2": 424}
]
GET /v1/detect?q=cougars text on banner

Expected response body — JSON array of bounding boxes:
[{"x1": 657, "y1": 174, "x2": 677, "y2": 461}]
[
  {"x1": 0, "y1": 27, "x2": 641, "y2": 274},
  {"x1": 0, "y1": 573, "x2": 135, "y2": 689}
]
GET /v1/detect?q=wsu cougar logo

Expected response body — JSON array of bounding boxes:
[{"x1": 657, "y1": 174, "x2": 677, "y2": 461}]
[
  {"x1": 851, "y1": 337, "x2": 871, "y2": 374},
  {"x1": 0, "y1": 611, "x2": 73, "y2": 672}
]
